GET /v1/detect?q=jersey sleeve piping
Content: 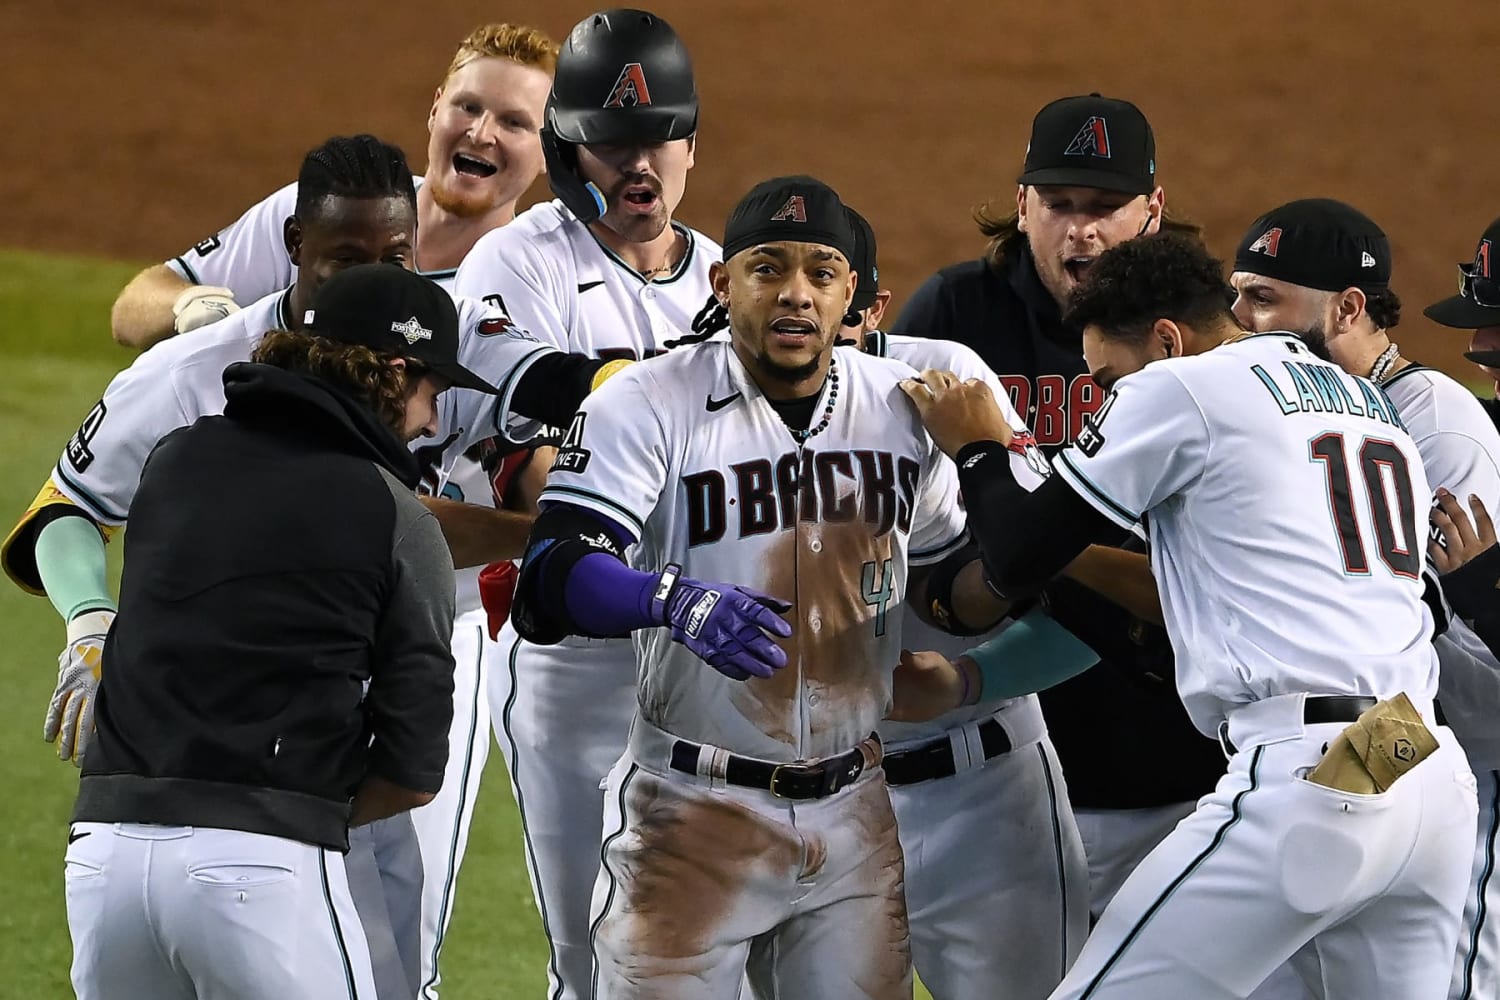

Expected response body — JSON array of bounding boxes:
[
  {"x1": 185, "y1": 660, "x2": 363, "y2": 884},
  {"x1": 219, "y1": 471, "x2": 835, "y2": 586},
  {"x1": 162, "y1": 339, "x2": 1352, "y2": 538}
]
[
  {"x1": 1052, "y1": 450, "x2": 1141, "y2": 531},
  {"x1": 537, "y1": 484, "x2": 646, "y2": 539},
  {"x1": 488, "y1": 344, "x2": 556, "y2": 442},
  {"x1": 909, "y1": 526, "x2": 971, "y2": 566},
  {"x1": 169, "y1": 256, "x2": 201, "y2": 284}
]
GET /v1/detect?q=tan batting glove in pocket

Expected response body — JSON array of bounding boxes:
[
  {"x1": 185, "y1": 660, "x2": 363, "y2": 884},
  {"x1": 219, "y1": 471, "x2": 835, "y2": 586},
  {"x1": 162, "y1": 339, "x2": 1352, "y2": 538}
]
[{"x1": 1305, "y1": 692, "x2": 1439, "y2": 794}]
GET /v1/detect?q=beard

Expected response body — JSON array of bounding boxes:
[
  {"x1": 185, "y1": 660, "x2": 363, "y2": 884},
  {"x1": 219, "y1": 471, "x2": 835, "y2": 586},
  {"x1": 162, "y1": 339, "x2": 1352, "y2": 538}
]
[
  {"x1": 752, "y1": 349, "x2": 823, "y2": 385},
  {"x1": 428, "y1": 175, "x2": 503, "y2": 220},
  {"x1": 1291, "y1": 322, "x2": 1332, "y2": 362}
]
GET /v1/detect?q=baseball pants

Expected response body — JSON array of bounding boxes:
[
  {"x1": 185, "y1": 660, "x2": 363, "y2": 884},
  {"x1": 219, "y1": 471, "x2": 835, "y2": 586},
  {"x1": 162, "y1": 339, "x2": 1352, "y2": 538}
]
[
  {"x1": 1050, "y1": 696, "x2": 1478, "y2": 999},
  {"x1": 346, "y1": 814, "x2": 422, "y2": 1000},
  {"x1": 888, "y1": 699, "x2": 1088, "y2": 999},
  {"x1": 1073, "y1": 801, "x2": 1196, "y2": 921},
  {"x1": 65, "y1": 822, "x2": 377, "y2": 1000},
  {"x1": 489, "y1": 626, "x2": 639, "y2": 1000},
  {"x1": 1074, "y1": 798, "x2": 1314, "y2": 999},
  {"x1": 408, "y1": 607, "x2": 493, "y2": 999},
  {"x1": 1451, "y1": 767, "x2": 1500, "y2": 999},
  {"x1": 590, "y1": 718, "x2": 912, "y2": 1000}
]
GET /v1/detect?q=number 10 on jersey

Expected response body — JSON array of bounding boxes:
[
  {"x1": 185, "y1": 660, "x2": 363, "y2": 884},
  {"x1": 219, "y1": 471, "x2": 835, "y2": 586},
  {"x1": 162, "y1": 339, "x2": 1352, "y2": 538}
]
[{"x1": 1309, "y1": 432, "x2": 1420, "y2": 579}]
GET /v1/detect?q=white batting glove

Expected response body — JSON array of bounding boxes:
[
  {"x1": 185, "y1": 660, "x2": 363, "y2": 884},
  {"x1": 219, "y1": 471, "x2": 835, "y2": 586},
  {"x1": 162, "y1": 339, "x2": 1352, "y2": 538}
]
[
  {"x1": 172, "y1": 285, "x2": 239, "y2": 334},
  {"x1": 44, "y1": 610, "x2": 115, "y2": 766}
]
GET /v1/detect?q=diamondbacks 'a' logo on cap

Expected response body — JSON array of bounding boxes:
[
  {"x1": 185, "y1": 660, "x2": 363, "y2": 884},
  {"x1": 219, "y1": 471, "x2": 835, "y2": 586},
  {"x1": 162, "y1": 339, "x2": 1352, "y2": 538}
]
[
  {"x1": 1361, "y1": 251, "x2": 1377, "y2": 268},
  {"x1": 393, "y1": 316, "x2": 432, "y2": 344},
  {"x1": 603, "y1": 62, "x2": 652, "y2": 108},
  {"x1": 1064, "y1": 116, "x2": 1111, "y2": 158},
  {"x1": 1478, "y1": 239, "x2": 1493, "y2": 279},
  {"x1": 770, "y1": 195, "x2": 808, "y2": 223},
  {"x1": 1248, "y1": 227, "x2": 1283, "y2": 257}
]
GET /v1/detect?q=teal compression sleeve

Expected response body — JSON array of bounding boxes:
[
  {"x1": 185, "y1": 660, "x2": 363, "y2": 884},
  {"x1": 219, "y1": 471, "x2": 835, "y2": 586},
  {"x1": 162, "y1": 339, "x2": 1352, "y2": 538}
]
[
  {"x1": 34, "y1": 516, "x2": 116, "y2": 622},
  {"x1": 966, "y1": 608, "x2": 1100, "y2": 701}
]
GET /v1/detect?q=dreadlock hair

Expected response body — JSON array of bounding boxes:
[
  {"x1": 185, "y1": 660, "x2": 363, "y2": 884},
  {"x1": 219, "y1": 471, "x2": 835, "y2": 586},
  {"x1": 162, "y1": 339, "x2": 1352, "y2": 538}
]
[
  {"x1": 295, "y1": 134, "x2": 417, "y2": 223},
  {"x1": 973, "y1": 193, "x2": 1203, "y2": 273},
  {"x1": 1063, "y1": 232, "x2": 1235, "y2": 342}
]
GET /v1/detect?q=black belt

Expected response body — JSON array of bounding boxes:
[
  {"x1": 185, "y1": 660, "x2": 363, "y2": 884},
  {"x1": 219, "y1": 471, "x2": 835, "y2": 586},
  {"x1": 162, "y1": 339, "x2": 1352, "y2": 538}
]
[
  {"x1": 667, "y1": 734, "x2": 881, "y2": 800},
  {"x1": 1217, "y1": 695, "x2": 1378, "y2": 756},
  {"x1": 883, "y1": 718, "x2": 1013, "y2": 787}
]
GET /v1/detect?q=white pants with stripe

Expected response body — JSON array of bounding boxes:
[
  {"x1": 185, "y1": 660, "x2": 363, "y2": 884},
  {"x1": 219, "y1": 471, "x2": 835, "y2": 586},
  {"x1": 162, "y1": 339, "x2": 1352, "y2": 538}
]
[
  {"x1": 1051, "y1": 698, "x2": 1477, "y2": 999},
  {"x1": 488, "y1": 626, "x2": 639, "y2": 1000},
  {"x1": 590, "y1": 718, "x2": 911, "y2": 1000},
  {"x1": 1451, "y1": 768, "x2": 1500, "y2": 999},
  {"x1": 65, "y1": 822, "x2": 377, "y2": 1000},
  {"x1": 409, "y1": 608, "x2": 493, "y2": 999},
  {"x1": 889, "y1": 701, "x2": 1088, "y2": 1000}
]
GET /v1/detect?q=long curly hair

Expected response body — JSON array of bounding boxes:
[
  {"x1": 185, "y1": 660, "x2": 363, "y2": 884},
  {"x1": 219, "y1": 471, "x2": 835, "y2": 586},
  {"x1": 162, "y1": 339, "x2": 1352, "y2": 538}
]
[
  {"x1": 973, "y1": 197, "x2": 1204, "y2": 272},
  {"x1": 251, "y1": 330, "x2": 412, "y2": 436}
]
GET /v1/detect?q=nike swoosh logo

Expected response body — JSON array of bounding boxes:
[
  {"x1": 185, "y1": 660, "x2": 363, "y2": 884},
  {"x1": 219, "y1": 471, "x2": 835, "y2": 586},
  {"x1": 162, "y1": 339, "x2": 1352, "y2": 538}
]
[
  {"x1": 705, "y1": 392, "x2": 742, "y2": 412},
  {"x1": 578, "y1": 280, "x2": 605, "y2": 293},
  {"x1": 68, "y1": 830, "x2": 90, "y2": 844}
]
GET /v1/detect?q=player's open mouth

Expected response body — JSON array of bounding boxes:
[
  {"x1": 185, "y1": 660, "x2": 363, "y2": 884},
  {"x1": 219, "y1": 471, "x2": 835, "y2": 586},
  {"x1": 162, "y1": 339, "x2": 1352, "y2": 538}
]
[
  {"x1": 453, "y1": 153, "x2": 498, "y2": 178},
  {"x1": 1064, "y1": 256, "x2": 1097, "y2": 282},
  {"x1": 621, "y1": 186, "x2": 659, "y2": 211},
  {"x1": 770, "y1": 317, "x2": 816, "y2": 342}
]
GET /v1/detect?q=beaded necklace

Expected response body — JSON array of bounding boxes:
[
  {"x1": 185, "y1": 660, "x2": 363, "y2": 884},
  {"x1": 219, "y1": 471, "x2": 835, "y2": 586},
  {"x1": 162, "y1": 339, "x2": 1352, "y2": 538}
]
[{"x1": 788, "y1": 355, "x2": 840, "y2": 444}]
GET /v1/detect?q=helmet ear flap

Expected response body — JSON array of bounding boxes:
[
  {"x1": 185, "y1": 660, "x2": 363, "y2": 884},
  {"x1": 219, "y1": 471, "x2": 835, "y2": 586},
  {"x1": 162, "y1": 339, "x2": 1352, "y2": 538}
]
[{"x1": 542, "y1": 124, "x2": 607, "y2": 224}]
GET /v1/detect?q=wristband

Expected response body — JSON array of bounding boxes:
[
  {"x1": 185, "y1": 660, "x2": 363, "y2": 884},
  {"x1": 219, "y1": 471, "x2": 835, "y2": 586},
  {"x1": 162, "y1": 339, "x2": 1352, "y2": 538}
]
[
  {"x1": 650, "y1": 563, "x2": 682, "y2": 623},
  {"x1": 1441, "y1": 544, "x2": 1500, "y2": 620}
]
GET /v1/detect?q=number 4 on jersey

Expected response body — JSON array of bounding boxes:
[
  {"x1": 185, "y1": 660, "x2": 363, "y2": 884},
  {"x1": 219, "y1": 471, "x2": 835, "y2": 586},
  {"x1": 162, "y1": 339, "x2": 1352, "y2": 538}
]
[{"x1": 862, "y1": 557, "x2": 894, "y2": 637}]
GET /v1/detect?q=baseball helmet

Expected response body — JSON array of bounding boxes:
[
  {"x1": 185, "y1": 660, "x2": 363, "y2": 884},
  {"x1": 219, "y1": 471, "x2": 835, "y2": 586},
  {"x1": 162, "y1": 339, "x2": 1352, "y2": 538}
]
[{"x1": 541, "y1": 9, "x2": 698, "y2": 222}]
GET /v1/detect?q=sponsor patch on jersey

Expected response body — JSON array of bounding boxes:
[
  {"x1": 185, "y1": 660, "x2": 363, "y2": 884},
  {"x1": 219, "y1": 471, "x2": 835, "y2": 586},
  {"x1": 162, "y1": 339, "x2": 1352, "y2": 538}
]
[
  {"x1": 65, "y1": 401, "x2": 108, "y2": 473},
  {"x1": 551, "y1": 412, "x2": 591, "y2": 474},
  {"x1": 1074, "y1": 391, "x2": 1117, "y2": 457},
  {"x1": 191, "y1": 235, "x2": 222, "y2": 258}
]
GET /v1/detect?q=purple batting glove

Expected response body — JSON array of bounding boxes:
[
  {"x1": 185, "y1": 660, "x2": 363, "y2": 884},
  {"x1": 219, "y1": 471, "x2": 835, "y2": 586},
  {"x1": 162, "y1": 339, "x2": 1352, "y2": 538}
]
[{"x1": 650, "y1": 564, "x2": 794, "y2": 680}]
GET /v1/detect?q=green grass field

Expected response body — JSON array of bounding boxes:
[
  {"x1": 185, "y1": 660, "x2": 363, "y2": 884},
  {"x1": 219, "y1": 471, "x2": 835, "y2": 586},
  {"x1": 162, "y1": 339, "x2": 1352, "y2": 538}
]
[{"x1": 0, "y1": 249, "x2": 937, "y2": 998}]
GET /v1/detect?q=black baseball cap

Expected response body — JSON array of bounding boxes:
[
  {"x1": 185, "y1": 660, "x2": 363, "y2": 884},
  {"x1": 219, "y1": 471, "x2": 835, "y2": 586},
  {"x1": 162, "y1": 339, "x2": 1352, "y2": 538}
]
[
  {"x1": 844, "y1": 206, "x2": 880, "y2": 313},
  {"x1": 722, "y1": 175, "x2": 855, "y2": 263},
  {"x1": 303, "y1": 263, "x2": 498, "y2": 395},
  {"x1": 1017, "y1": 94, "x2": 1156, "y2": 195},
  {"x1": 1425, "y1": 216, "x2": 1500, "y2": 331},
  {"x1": 1233, "y1": 199, "x2": 1391, "y2": 293}
]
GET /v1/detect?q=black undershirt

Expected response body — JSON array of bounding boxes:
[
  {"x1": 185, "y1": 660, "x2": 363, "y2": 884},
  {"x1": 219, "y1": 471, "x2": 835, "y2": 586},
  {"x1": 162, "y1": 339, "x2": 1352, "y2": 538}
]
[{"x1": 766, "y1": 393, "x2": 819, "y2": 433}]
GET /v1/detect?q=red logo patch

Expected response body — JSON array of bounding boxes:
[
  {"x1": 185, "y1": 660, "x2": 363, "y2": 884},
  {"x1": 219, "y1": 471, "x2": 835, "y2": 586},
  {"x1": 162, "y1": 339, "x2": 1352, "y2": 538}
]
[
  {"x1": 1247, "y1": 227, "x2": 1283, "y2": 257},
  {"x1": 770, "y1": 195, "x2": 807, "y2": 223},
  {"x1": 477, "y1": 316, "x2": 514, "y2": 337},
  {"x1": 1478, "y1": 238, "x2": 1493, "y2": 279},
  {"x1": 1064, "y1": 116, "x2": 1111, "y2": 158},
  {"x1": 603, "y1": 62, "x2": 652, "y2": 108}
]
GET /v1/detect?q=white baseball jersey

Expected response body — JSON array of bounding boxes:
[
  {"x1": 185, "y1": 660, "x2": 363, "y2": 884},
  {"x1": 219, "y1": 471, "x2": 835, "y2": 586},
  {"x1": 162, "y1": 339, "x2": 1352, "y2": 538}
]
[
  {"x1": 1053, "y1": 332, "x2": 1440, "y2": 737},
  {"x1": 858, "y1": 331, "x2": 1054, "y2": 743},
  {"x1": 51, "y1": 288, "x2": 544, "y2": 533},
  {"x1": 165, "y1": 176, "x2": 453, "y2": 294},
  {"x1": 1381, "y1": 364, "x2": 1500, "y2": 770},
  {"x1": 539, "y1": 342, "x2": 969, "y2": 762},
  {"x1": 452, "y1": 199, "x2": 723, "y2": 360}
]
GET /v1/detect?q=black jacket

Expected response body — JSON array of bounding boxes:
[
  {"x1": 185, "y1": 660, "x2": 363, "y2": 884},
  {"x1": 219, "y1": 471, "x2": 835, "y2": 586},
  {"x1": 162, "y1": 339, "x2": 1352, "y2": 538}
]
[
  {"x1": 74, "y1": 363, "x2": 456, "y2": 851},
  {"x1": 896, "y1": 245, "x2": 1227, "y2": 808}
]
